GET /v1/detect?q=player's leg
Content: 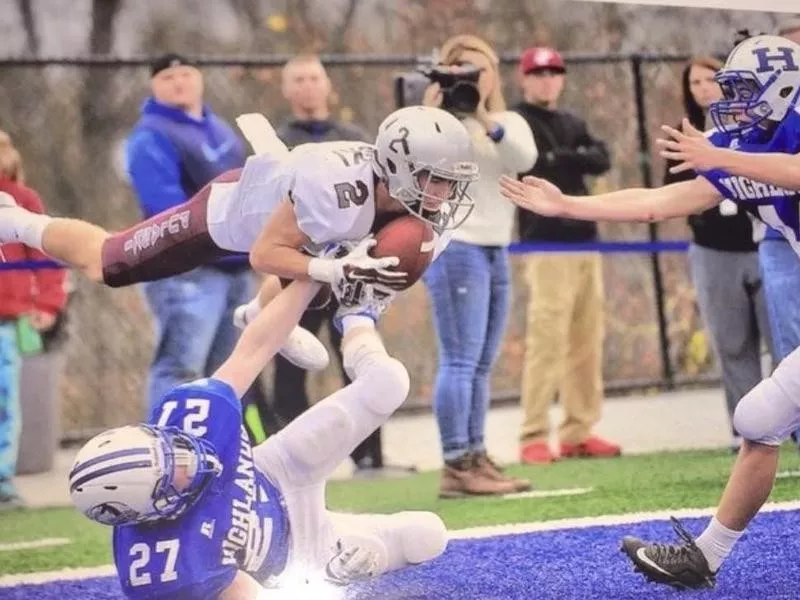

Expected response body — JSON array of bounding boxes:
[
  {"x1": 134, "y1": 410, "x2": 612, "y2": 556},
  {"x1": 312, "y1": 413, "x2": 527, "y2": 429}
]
[
  {"x1": 252, "y1": 316, "x2": 409, "y2": 574},
  {"x1": 0, "y1": 170, "x2": 241, "y2": 287},
  {"x1": 253, "y1": 317, "x2": 409, "y2": 489},
  {"x1": 0, "y1": 193, "x2": 109, "y2": 281},
  {"x1": 329, "y1": 510, "x2": 447, "y2": 574},
  {"x1": 621, "y1": 344, "x2": 800, "y2": 589}
]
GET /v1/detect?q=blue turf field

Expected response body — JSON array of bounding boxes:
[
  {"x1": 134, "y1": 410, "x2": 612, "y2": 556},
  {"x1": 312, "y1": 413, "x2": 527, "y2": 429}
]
[{"x1": 5, "y1": 511, "x2": 799, "y2": 599}]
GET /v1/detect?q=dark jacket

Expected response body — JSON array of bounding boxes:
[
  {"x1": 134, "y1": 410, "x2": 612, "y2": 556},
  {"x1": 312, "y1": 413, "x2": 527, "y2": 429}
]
[
  {"x1": 663, "y1": 67, "x2": 756, "y2": 252},
  {"x1": 276, "y1": 118, "x2": 370, "y2": 149},
  {"x1": 514, "y1": 102, "x2": 611, "y2": 243},
  {"x1": 125, "y1": 98, "x2": 246, "y2": 218}
]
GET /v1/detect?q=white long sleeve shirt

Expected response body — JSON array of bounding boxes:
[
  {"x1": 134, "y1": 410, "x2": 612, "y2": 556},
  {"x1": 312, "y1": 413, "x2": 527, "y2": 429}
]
[{"x1": 451, "y1": 111, "x2": 538, "y2": 247}]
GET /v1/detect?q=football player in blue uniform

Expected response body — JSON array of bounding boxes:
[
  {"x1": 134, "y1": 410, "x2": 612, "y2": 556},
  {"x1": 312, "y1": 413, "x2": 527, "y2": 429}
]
[
  {"x1": 500, "y1": 33, "x2": 800, "y2": 590},
  {"x1": 67, "y1": 271, "x2": 447, "y2": 599}
]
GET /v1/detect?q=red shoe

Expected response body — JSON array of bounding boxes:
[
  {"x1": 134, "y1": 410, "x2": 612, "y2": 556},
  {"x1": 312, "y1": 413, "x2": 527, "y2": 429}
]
[
  {"x1": 560, "y1": 436, "x2": 621, "y2": 459},
  {"x1": 520, "y1": 441, "x2": 557, "y2": 465}
]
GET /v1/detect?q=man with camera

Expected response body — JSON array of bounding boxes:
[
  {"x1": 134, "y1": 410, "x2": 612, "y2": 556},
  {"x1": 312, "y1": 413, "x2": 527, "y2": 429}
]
[
  {"x1": 513, "y1": 46, "x2": 617, "y2": 466},
  {"x1": 417, "y1": 35, "x2": 537, "y2": 498}
]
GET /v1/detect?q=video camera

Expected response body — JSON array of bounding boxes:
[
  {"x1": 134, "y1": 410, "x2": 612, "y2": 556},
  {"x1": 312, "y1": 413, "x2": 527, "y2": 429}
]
[{"x1": 394, "y1": 62, "x2": 481, "y2": 112}]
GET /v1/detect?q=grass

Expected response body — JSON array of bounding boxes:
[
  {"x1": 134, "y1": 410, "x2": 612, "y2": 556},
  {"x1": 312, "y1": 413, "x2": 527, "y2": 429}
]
[{"x1": 2, "y1": 446, "x2": 800, "y2": 576}]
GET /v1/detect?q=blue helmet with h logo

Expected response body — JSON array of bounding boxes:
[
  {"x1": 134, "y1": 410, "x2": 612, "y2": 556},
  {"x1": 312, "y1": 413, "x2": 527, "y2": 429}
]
[{"x1": 710, "y1": 35, "x2": 800, "y2": 137}]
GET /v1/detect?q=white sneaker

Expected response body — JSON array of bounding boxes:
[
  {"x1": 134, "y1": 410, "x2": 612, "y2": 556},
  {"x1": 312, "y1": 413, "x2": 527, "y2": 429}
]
[
  {"x1": 279, "y1": 325, "x2": 330, "y2": 371},
  {"x1": 233, "y1": 302, "x2": 330, "y2": 371}
]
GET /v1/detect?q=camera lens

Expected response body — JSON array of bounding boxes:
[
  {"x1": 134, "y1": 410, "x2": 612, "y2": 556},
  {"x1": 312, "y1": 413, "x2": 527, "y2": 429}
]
[{"x1": 446, "y1": 82, "x2": 481, "y2": 113}]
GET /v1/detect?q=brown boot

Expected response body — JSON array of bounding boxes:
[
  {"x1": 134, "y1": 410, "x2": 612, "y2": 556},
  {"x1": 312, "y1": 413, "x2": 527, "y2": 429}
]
[
  {"x1": 473, "y1": 452, "x2": 532, "y2": 493},
  {"x1": 438, "y1": 454, "x2": 517, "y2": 499}
]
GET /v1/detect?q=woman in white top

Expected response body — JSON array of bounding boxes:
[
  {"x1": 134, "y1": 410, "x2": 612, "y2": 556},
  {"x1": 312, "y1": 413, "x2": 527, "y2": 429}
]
[{"x1": 421, "y1": 34, "x2": 538, "y2": 498}]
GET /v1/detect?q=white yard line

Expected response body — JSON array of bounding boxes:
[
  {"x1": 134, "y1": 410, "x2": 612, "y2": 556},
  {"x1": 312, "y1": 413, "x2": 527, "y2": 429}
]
[
  {"x1": 449, "y1": 499, "x2": 800, "y2": 540},
  {"x1": 0, "y1": 564, "x2": 116, "y2": 587},
  {"x1": 0, "y1": 538, "x2": 71, "y2": 553},
  {"x1": 501, "y1": 487, "x2": 593, "y2": 501},
  {"x1": 4, "y1": 500, "x2": 800, "y2": 587}
]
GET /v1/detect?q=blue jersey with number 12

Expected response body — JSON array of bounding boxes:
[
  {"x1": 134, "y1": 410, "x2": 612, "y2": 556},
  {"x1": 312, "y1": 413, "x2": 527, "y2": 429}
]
[{"x1": 112, "y1": 378, "x2": 289, "y2": 599}]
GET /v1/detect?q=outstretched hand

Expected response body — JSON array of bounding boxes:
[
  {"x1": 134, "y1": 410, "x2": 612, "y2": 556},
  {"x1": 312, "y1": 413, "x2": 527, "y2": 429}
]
[
  {"x1": 658, "y1": 118, "x2": 724, "y2": 174},
  {"x1": 499, "y1": 174, "x2": 567, "y2": 217}
]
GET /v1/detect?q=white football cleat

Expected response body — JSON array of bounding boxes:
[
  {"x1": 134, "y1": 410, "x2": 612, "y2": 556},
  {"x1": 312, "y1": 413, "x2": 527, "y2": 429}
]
[
  {"x1": 279, "y1": 325, "x2": 330, "y2": 371},
  {"x1": 233, "y1": 301, "x2": 329, "y2": 371}
]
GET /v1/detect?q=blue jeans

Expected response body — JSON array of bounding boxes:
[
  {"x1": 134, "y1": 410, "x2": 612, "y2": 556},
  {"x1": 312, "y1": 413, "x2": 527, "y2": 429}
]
[
  {"x1": 0, "y1": 322, "x2": 21, "y2": 485},
  {"x1": 142, "y1": 266, "x2": 256, "y2": 414},
  {"x1": 759, "y1": 239, "x2": 800, "y2": 361},
  {"x1": 759, "y1": 239, "x2": 800, "y2": 440},
  {"x1": 423, "y1": 241, "x2": 510, "y2": 462}
]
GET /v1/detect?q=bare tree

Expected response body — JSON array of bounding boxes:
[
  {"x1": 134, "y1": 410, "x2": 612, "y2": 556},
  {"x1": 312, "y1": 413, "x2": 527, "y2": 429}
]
[
  {"x1": 16, "y1": 0, "x2": 39, "y2": 55},
  {"x1": 330, "y1": 0, "x2": 361, "y2": 53}
]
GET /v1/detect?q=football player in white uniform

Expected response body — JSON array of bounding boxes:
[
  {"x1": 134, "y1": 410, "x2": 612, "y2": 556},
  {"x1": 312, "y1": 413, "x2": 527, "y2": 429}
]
[
  {"x1": 69, "y1": 270, "x2": 448, "y2": 599},
  {"x1": 0, "y1": 105, "x2": 477, "y2": 369},
  {"x1": 0, "y1": 105, "x2": 475, "y2": 319}
]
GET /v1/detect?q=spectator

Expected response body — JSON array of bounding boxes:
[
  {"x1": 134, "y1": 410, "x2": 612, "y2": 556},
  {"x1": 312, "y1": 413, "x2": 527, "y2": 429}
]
[
  {"x1": 422, "y1": 34, "x2": 537, "y2": 497},
  {"x1": 665, "y1": 57, "x2": 770, "y2": 451},
  {"x1": 275, "y1": 54, "x2": 399, "y2": 474},
  {"x1": 514, "y1": 46, "x2": 618, "y2": 465},
  {"x1": 126, "y1": 53, "x2": 272, "y2": 439},
  {"x1": 0, "y1": 130, "x2": 67, "y2": 508}
]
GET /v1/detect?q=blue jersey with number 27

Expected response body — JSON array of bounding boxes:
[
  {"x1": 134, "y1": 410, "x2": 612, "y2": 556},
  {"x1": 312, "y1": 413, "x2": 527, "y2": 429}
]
[
  {"x1": 698, "y1": 107, "x2": 800, "y2": 256},
  {"x1": 112, "y1": 378, "x2": 289, "y2": 599}
]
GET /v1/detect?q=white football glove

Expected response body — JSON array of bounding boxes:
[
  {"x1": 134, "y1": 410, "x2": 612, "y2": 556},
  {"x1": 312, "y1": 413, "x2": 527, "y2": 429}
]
[{"x1": 307, "y1": 237, "x2": 407, "y2": 307}]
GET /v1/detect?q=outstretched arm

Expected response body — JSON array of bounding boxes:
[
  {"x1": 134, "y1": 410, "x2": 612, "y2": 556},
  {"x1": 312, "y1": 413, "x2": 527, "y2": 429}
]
[
  {"x1": 213, "y1": 279, "x2": 322, "y2": 398},
  {"x1": 499, "y1": 175, "x2": 721, "y2": 223},
  {"x1": 659, "y1": 119, "x2": 800, "y2": 191},
  {"x1": 708, "y1": 150, "x2": 800, "y2": 191}
]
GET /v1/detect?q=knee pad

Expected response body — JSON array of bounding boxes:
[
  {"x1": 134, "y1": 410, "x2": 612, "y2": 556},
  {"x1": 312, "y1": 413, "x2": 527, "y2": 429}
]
[
  {"x1": 363, "y1": 357, "x2": 410, "y2": 416},
  {"x1": 733, "y1": 376, "x2": 800, "y2": 446},
  {"x1": 398, "y1": 511, "x2": 448, "y2": 564}
]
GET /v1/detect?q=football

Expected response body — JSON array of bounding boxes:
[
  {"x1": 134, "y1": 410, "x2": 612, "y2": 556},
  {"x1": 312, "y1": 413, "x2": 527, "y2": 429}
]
[{"x1": 370, "y1": 215, "x2": 436, "y2": 289}]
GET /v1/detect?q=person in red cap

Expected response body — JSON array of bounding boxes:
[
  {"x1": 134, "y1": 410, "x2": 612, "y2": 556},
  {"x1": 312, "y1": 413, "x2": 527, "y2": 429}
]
[{"x1": 513, "y1": 46, "x2": 620, "y2": 465}]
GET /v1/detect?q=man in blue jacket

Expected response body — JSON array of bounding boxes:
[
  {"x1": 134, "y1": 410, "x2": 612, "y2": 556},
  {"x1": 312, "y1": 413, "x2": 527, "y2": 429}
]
[{"x1": 126, "y1": 53, "x2": 273, "y2": 438}]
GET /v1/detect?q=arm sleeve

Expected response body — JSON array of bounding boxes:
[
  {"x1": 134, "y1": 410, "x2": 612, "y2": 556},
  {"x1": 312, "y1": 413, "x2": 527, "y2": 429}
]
[
  {"x1": 125, "y1": 129, "x2": 187, "y2": 218},
  {"x1": 492, "y1": 111, "x2": 539, "y2": 174}
]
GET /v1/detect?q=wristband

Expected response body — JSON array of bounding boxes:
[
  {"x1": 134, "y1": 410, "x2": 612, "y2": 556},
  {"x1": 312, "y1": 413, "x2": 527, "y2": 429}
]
[
  {"x1": 307, "y1": 257, "x2": 336, "y2": 283},
  {"x1": 487, "y1": 124, "x2": 505, "y2": 143}
]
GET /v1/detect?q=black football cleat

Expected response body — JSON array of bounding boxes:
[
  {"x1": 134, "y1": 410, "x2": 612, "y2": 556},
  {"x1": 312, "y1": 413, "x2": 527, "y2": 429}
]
[{"x1": 621, "y1": 517, "x2": 716, "y2": 590}]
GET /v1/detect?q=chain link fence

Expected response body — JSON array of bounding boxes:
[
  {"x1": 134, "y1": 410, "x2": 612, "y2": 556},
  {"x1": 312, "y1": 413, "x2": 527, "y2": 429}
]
[{"x1": 0, "y1": 53, "x2": 720, "y2": 439}]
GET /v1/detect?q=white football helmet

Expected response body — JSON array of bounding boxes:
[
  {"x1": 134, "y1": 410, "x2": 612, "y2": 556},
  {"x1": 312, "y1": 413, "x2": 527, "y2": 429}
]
[
  {"x1": 373, "y1": 106, "x2": 479, "y2": 231},
  {"x1": 69, "y1": 424, "x2": 222, "y2": 526},
  {"x1": 710, "y1": 34, "x2": 800, "y2": 137}
]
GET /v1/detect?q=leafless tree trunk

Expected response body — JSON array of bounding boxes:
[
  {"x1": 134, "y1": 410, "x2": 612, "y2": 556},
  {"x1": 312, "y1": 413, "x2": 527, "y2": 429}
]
[
  {"x1": 16, "y1": 0, "x2": 39, "y2": 55},
  {"x1": 330, "y1": 0, "x2": 361, "y2": 53}
]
